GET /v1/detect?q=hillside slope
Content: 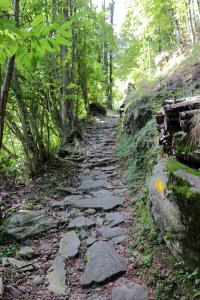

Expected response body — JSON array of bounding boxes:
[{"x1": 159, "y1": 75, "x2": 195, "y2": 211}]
[{"x1": 117, "y1": 49, "x2": 200, "y2": 300}]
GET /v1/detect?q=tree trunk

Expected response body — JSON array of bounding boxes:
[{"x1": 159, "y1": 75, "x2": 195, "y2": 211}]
[
  {"x1": 0, "y1": 0, "x2": 19, "y2": 150},
  {"x1": 108, "y1": 0, "x2": 114, "y2": 110},
  {"x1": 188, "y1": 0, "x2": 196, "y2": 44}
]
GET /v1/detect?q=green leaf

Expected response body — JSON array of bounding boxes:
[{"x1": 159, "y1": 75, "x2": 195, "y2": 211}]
[
  {"x1": 54, "y1": 35, "x2": 70, "y2": 46},
  {"x1": 31, "y1": 53, "x2": 38, "y2": 69},
  {"x1": 0, "y1": 19, "x2": 25, "y2": 38},
  {"x1": 31, "y1": 15, "x2": 44, "y2": 27},
  {"x1": 0, "y1": 0, "x2": 9, "y2": 11}
]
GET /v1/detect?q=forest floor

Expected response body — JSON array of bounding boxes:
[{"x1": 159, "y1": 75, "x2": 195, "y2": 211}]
[{"x1": 1, "y1": 115, "x2": 152, "y2": 300}]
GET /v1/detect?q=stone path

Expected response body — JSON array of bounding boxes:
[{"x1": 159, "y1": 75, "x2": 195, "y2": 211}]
[{"x1": 2, "y1": 116, "x2": 149, "y2": 299}]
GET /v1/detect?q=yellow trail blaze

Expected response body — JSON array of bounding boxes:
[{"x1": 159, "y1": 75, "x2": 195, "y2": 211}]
[{"x1": 155, "y1": 178, "x2": 166, "y2": 193}]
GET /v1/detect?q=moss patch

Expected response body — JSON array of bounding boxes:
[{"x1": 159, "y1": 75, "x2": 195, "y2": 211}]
[
  {"x1": 116, "y1": 119, "x2": 159, "y2": 194},
  {"x1": 173, "y1": 132, "x2": 195, "y2": 154},
  {"x1": 166, "y1": 157, "x2": 200, "y2": 177}
]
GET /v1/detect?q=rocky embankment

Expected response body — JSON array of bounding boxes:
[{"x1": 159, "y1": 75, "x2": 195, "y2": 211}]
[
  {"x1": 123, "y1": 91, "x2": 200, "y2": 269},
  {"x1": 150, "y1": 96, "x2": 200, "y2": 268}
]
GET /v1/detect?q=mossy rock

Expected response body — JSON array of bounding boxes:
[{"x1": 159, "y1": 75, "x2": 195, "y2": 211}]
[
  {"x1": 124, "y1": 97, "x2": 152, "y2": 135},
  {"x1": 0, "y1": 210, "x2": 59, "y2": 240},
  {"x1": 149, "y1": 158, "x2": 200, "y2": 268}
]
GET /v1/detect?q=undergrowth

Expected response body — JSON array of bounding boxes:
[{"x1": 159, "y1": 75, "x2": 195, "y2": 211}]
[{"x1": 116, "y1": 118, "x2": 159, "y2": 194}]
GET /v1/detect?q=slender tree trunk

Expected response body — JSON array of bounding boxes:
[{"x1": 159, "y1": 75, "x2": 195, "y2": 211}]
[
  {"x1": 188, "y1": 0, "x2": 196, "y2": 44},
  {"x1": 108, "y1": 0, "x2": 115, "y2": 110},
  {"x1": 61, "y1": 3, "x2": 69, "y2": 139},
  {"x1": 69, "y1": 0, "x2": 76, "y2": 131},
  {"x1": 12, "y1": 70, "x2": 36, "y2": 155},
  {"x1": 0, "y1": 0, "x2": 19, "y2": 150},
  {"x1": 77, "y1": 58, "x2": 89, "y2": 113},
  {"x1": 102, "y1": 0, "x2": 109, "y2": 106}
]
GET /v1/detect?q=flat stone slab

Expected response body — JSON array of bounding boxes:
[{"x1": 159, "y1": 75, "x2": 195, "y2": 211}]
[
  {"x1": 86, "y1": 237, "x2": 97, "y2": 246},
  {"x1": 80, "y1": 241, "x2": 128, "y2": 286},
  {"x1": 96, "y1": 216, "x2": 104, "y2": 226},
  {"x1": 53, "y1": 190, "x2": 123, "y2": 211},
  {"x1": 1, "y1": 210, "x2": 59, "y2": 240},
  {"x1": 93, "y1": 173, "x2": 113, "y2": 180},
  {"x1": 2, "y1": 257, "x2": 33, "y2": 272},
  {"x1": 68, "y1": 216, "x2": 95, "y2": 229},
  {"x1": 47, "y1": 256, "x2": 67, "y2": 295},
  {"x1": 98, "y1": 227, "x2": 128, "y2": 238},
  {"x1": 59, "y1": 231, "x2": 80, "y2": 258},
  {"x1": 84, "y1": 209, "x2": 96, "y2": 215},
  {"x1": 18, "y1": 246, "x2": 35, "y2": 259},
  {"x1": 86, "y1": 158, "x2": 117, "y2": 169},
  {"x1": 104, "y1": 212, "x2": 126, "y2": 227},
  {"x1": 78, "y1": 177, "x2": 111, "y2": 192},
  {"x1": 57, "y1": 211, "x2": 70, "y2": 223},
  {"x1": 112, "y1": 284, "x2": 149, "y2": 300}
]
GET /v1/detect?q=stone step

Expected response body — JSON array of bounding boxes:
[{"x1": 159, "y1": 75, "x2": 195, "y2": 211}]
[{"x1": 80, "y1": 241, "x2": 128, "y2": 286}]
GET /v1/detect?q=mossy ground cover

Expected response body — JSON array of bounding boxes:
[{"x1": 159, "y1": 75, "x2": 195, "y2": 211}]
[{"x1": 166, "y1": 157, "x2": 200, "y2": 177}]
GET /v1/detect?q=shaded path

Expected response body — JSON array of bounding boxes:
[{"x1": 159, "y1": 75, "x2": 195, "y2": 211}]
[{"x1": 4, "y1": 116, "x2": 149, "y2": 300}]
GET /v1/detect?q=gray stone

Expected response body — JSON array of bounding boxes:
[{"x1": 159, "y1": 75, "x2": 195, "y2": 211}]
[
  {"x1": 84, "y1": 209, "x2": 96, "y2": 215},
  {"x1": 149, "y1": 159, "x2": 186, "y2": 262},
  {"x1": 112, "y1": 235, "x2": 128, "y2": 245},
  {"x1": 86, "y1": 237, "x2": 97, "y2": 246},
  {"x1": 90, "y1": 231, "x2": 97, "y2": 238},
  {"x1": 32, "y1": 275, "x2": 44, "y2": 286},
  {"x1": 88, "y1": 296, "x2": 107, "y2": 300},
  {"x1": 54, "y1": 190, "x2": 123, "y2": 211},
  {"x1": 86, "y1": 158, "x2": 117, "y2": 169},
  {"x1": 68, "y1": 216, "x2": 95, "y2": 229},
  {"x1": 38, "y1": 241, "x2": 51, "y2": 251},
  {"x1": 125, "y1": 102, "x2": 152, "y2": 135},
  {"x1": 104, "y1": 212, "x2": 126, "y2": 227},
  {"x1": 96, "y1": 216, "x2": 104, "y2": 226},
  {"x1": 57, "y1": 211, "x2": 70, "y2": 223},
  {"x1": 47, "y1": 256, "x2": 66, "y2": 295},
  {"x1": 101, "y1": 166, "x2": 117, "y2": 174},
  {"x1": 0, "y1": 210, "x2": 59, "y2": 240},
  {"x1": 18, "y1": 246, "x2": 35, "y2": 259},
  {"x1": 2, "y1": 257, "x2": 33, "y2": 272},
  {"x1": 98, "y1": 227, "x2": 128, "y2": 238},
  {"x1": 93, "y1": 173, "x2": 113, "y2": 180},
  {"x1": 0, "y1": 277, "x2": 3, "y2": 299},
  {"x1": 175, "y1": 169, "x2": 200, "y2": 193},
  {"x1": 80, "y1": 241, "x2": 128, "y2": 286},
  {"x1": 59, "y1": 231, "x2": 80, "y2": 258},
  {"x1": 112, "y1": 284, "x2": 149, "y2": 300},
  {"x1": 78, "y1": 177, "x2": 111, "y2": 192},
  {"x1": 149, "y1": 158, "x2": 200, "y2": 268}
]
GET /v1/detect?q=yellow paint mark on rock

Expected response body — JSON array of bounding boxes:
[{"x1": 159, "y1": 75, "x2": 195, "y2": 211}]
[{"x1": 155, "y1": 178, "x2": 166, "y2": 193}]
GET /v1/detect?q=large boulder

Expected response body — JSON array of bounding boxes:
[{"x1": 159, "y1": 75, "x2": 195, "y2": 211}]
[
  {"x1": 149, "y1": 158, "x2": 200, "y2": 268},
  {"x1": 0, "y1": 210, "x2": 59, "y2": 240},
  {"x1": 124, "y1": 100, "x2": 152, "y2": 135},
  {"x1": 89, "y1": 103, "x2": 107, "y2": 116}
]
